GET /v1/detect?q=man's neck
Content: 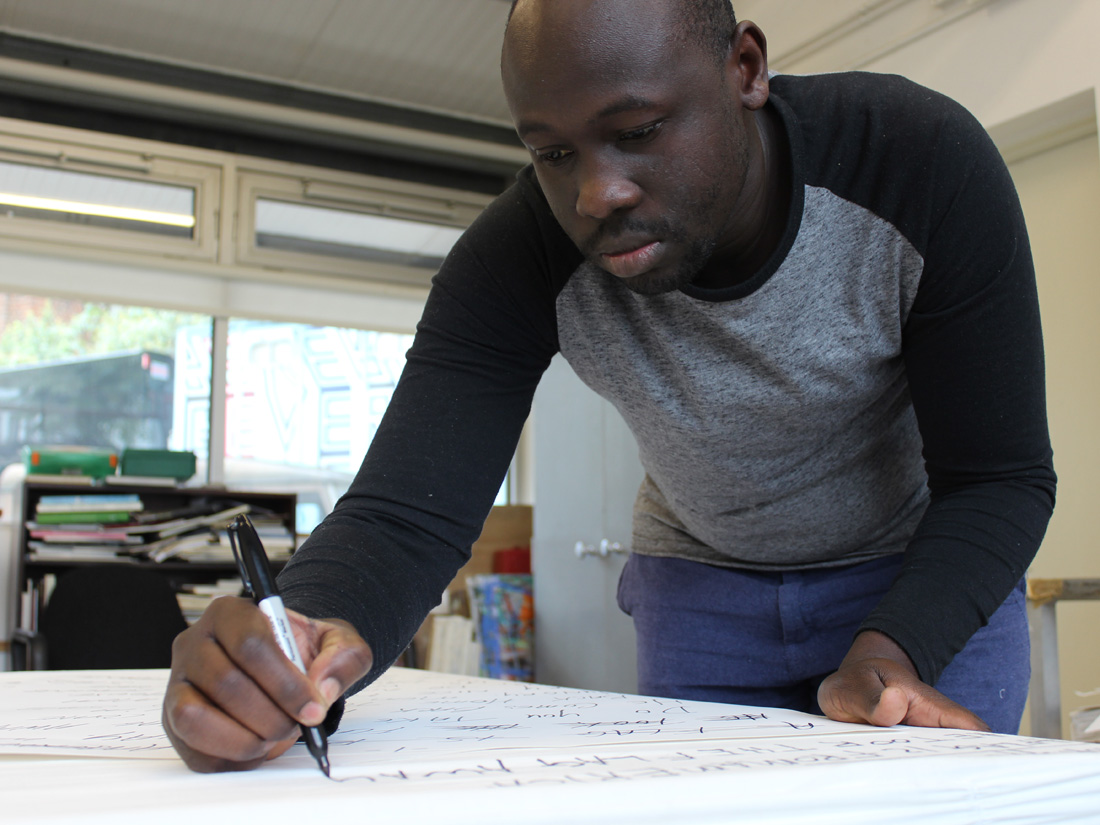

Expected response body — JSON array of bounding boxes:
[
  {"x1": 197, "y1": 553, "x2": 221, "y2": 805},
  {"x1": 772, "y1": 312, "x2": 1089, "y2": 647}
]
[{"x1": 694, "y1": 105, "x2": 792, "y2": 290}]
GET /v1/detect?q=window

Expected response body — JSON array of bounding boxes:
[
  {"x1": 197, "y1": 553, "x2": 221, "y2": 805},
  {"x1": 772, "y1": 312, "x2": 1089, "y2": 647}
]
[
  {"x1": 0, "y1": 121, "x2": 522, "y2": 528},
  {"x1": 236, "y1": 170, "x2": 492, "y2": 287},
  {"x1": 0, "y1": 125, "x2": 220, "y2": 260},
  {"x1": 0, "y1": 160, "x2": 195, "y2": 237},
  {"x1": 172, "y1": 319, "x2": 414, "y2": 532},
  {"x1": 0, "y1": 296, "x2": 508, "y2": 533},
  {"x1": 0, "y1": 294, "x2": 208, "y2": 469},
  {"x1": 254, "y1": 198, "x2": 464, "y2": 270}
]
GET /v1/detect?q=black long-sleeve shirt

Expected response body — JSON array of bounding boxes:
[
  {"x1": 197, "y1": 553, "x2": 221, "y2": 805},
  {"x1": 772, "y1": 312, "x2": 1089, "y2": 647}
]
[{"x1": 280, "y1": 72, "x2": 1055, "y2": 697}]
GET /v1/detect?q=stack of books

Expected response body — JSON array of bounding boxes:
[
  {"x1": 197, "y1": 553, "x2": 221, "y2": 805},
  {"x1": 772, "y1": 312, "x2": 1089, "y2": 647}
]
[
  {"x1": 26, "y1": 494, "x2": 146, "y2": 561},
  {"x1": 26, "y1": 497, "x2": 294, "y2": 564},
  {"x1": 34, "y1": 493, "x2": 144, "y2": 524}
]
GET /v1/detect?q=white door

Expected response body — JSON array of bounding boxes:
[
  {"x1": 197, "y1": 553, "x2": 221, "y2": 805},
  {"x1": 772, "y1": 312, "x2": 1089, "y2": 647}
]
[{"x1": 532, "y1": 355, "x2": 643, "y2": 693}]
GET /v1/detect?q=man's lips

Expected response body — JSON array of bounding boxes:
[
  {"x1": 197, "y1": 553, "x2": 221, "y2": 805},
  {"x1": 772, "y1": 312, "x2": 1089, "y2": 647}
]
[{"x1": 598, "y1": 240, "x2": 664, "y2": 279}]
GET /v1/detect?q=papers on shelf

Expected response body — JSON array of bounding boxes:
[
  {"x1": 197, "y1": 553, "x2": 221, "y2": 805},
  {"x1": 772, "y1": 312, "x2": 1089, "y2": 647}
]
[
  {"x1": 176, "y1": 578, "x2": 242, "y2": 623},
  {"x1": 23, "y1": 501, "x2": 293, "y2": 564},
  {"x1": 26, "y1": 544, "x2": 138, "y2": 562}
]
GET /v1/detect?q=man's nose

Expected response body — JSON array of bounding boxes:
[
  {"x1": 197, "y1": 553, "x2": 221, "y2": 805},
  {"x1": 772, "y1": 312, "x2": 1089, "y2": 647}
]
[{"x1": 576, "y1": 159, "x2": 642, "y2": 220}]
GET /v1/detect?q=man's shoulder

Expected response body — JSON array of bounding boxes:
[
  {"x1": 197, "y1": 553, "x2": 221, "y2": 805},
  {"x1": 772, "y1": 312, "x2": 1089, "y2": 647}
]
[
  {"x1": 772, "y1": 71, "x2": 996, "y2": 206},
  {"x1": 769, "y1": 72, "x2": 1006, "y2": 258},
  {"x1": 770, "y1": 71, "x2": 957, "y2": 116},
  {"x1": 771, "y1": 72, "x2": 986, "y2": 154}
]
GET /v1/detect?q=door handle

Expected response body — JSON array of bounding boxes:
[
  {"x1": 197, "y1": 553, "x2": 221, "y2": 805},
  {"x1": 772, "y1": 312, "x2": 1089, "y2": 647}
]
[{"x1": 574, "y1": 539, "x2": 630, "y2": 559}]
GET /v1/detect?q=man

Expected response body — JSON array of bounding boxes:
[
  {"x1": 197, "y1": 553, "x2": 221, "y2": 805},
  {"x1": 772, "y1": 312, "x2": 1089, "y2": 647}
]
[{"x1": 164, "y1": 0, "x2": 1054, "y2": 772}]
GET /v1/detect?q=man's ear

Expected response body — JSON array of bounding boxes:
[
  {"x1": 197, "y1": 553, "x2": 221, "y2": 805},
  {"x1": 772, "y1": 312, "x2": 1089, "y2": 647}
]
[{"x1": 727, "y1": 21, "x2": 770, "y2": 111}]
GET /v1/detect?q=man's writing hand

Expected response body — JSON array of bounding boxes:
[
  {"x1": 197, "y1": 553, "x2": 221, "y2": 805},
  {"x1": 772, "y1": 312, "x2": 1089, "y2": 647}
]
[
  {"x1": 162, "y1": 596, "x2": 373, "y2": 772},
  {"x1": 817, "y1": 630, "x2": 989, "y2": 731}
]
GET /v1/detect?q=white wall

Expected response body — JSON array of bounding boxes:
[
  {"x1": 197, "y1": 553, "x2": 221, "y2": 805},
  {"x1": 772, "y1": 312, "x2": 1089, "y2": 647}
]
[{"x1": 740, "y1": 0, "x2": 1100, "y2": 131}]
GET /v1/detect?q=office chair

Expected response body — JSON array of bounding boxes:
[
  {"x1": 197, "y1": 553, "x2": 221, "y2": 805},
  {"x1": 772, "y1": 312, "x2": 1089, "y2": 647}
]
[{"x1": 39, "y1": 565, "x2": 188, "y2": 669}]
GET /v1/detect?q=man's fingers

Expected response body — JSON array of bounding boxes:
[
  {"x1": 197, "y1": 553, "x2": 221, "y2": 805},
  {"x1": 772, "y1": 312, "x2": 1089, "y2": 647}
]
[
  {"x1": 189, "y1": 598, "x2": 326, "y2": 725},
  {"x1": 300, "y1": 617, "x2": 374, "y2": 703},
  {"x1": 164, "y1": 597, "x2": 331, "y2": 772},
  {"x1": 173, "y1": 625, "x2": 306, "y2": 741},
  {"x1": 162, "y1": 679, "x2": 277, "y2": 772},
  {"x1": 900, "y1": 684, "x2": 990, "y2": 732},
  {"x1": 219, "y1": 617, "x2": 329, "y2": 727},
  {"x1": 866, "y1": 684, "x2": 909, "y2": 727},
  {"x1": 163, "y1": 596, "x2": 375, "y2": 773},
  {"x1": 817, "y1": 667, "x2": 898, "y2": 725},
  {"x1": 818, "y1": 658, "x2": 990, "y2": 732}
]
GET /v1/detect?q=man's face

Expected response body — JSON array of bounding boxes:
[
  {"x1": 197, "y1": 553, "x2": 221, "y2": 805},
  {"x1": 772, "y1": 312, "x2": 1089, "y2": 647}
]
[{"x1": 502, "y1": 0, "x2": 756, "y2": 295}]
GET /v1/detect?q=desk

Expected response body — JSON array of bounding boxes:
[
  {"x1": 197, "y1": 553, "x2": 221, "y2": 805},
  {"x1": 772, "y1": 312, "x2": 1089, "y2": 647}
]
[{"x1": 3, "y1": 668, "x2": 1100, "y2": 824}]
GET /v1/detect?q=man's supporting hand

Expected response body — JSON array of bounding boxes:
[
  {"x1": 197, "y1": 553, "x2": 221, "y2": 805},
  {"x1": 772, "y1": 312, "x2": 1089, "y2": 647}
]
[
  {"x1": 817, "y1": 629, "x2": 989, "y2": 731},
  {"x1": 162, "y1": 596, "x2": 373, "y2": 772}
]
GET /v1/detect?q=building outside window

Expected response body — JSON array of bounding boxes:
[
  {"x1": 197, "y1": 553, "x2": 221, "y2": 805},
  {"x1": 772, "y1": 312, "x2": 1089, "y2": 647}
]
[
  {"x1": 0, "y1": 294, "x2": 446, "y2": 534},
  {"x1": 0, "y1": 295, "x2": 206, "y2": 471},
  {"x1": 173, "y1": 319, "x2": 415, "y2": 533}
]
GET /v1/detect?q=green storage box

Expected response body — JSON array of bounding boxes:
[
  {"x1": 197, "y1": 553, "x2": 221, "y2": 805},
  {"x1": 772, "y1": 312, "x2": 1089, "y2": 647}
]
[
  {"x1": 23, "y1": 445, "x2": 118, "y2": 478},
  {"x1": 119, "y1": 448, "x2": 197, "y2": 480}
]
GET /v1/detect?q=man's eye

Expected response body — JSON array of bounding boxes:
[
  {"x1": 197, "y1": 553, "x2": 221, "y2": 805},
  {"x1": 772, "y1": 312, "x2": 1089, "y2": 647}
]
[
  {"x1": 536, "y1": 148, "x2": 573, "y2": 165},
  {"x1": 619, "y1": 121, "x2": 662, "y2": 142}
]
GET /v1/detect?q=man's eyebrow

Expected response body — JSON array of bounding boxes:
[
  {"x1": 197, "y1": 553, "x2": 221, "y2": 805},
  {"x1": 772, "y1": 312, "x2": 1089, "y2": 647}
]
[
  {"x1": 595, "y1": 95, "x2": 657, "y2": 121},
  {"x1": 515, "y1": 95, "x2": 659, "y2": 139},
  {"x1": 515, "y1": 118, "x2": 553, "y2": 139}
]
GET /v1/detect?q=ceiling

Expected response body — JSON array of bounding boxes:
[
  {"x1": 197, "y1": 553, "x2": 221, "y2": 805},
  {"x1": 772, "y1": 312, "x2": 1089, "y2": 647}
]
[
  {"x1": 0, "y1": 0, "x2": 850, "y2": 124},
  {"x1": 0, "y1": 1, "x2": 870, "y2": 178},
  {"x1": 0, "y1": 0, "x2": 519, "y2": 126}
]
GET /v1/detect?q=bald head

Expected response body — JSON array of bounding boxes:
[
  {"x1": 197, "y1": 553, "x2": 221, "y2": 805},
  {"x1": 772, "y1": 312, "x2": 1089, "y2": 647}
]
[
  {"x1": 506, "y1": 0, "x2": 737, "y2": 68},
  {"x1": 499, "y1": 0, "x2": 772, "y2": 295}
]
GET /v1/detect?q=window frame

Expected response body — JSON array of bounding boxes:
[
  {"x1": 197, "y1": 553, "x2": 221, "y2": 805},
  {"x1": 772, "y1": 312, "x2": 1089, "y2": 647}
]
[
  {"x1": 0, "y1": 125, "x2": 221, "y2": 261},
  {"x1": 0, "y1": 117, "x2": 527, "y2": 504},
  {"x1": 234, "y1": 166, "x2": 492, "y2": 288}
]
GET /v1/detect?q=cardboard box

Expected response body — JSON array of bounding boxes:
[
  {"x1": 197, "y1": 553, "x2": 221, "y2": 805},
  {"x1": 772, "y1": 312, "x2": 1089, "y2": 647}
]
[{"x1": 447, "y1": 504, "x2": 532, "y2": 596}]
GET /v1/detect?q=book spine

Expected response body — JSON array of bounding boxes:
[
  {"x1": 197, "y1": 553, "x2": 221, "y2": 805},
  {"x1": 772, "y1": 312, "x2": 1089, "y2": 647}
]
[
  {"x1": 34, "y1": 511, "x2": 134, "y2": 524},
  {"x1": 36, "y1": 494, "x2": 143, "y2": 513}
]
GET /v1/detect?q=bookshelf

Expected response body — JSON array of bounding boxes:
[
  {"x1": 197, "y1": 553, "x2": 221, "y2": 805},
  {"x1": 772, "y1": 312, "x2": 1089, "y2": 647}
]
[{"x1": 11, "y1": 478, "x2": 296, "y2": 670}]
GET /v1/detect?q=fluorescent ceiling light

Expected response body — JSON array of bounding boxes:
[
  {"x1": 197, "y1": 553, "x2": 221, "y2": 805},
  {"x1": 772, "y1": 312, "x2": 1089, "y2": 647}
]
[{"x1": 0, "y1": 192, "x2": 196, "y2": 227}]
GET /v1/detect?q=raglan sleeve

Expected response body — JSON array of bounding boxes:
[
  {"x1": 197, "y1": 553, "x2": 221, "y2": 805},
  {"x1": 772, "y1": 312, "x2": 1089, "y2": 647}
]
[
  {"x1": 857, "y1": 99, "x2": 1056, "y2": 685},
  {"x1": 276, "y1": 172, "x2": 574, "y2": 694}
]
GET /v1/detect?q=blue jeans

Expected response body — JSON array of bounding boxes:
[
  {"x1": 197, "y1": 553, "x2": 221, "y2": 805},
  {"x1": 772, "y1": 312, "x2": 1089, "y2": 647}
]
[{"x1": 616, "y1": 553, "x2": 1030, "y2": 734}]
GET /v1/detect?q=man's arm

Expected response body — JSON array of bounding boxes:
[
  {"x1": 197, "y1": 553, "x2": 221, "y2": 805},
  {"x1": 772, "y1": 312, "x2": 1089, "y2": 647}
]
[
  {"x1": 163, "y1": 172, "x2": 576, "y2": 769},
  {"x1": 819, "y1": 85, "x2": 1055, "y2": 727},
  {"x1": 276, "y1": 172, "x2": 572, "y2": 692}
]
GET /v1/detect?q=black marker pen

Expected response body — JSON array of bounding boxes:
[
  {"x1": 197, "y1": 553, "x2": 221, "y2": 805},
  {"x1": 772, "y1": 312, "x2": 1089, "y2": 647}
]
[{"x1": 228, "y1": 514, "x2": 331, "y2": 777}]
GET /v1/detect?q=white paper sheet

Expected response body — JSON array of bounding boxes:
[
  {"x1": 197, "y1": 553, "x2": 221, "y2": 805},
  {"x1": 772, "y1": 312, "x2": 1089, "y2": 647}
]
[
  {"x1": 0, "y1": 666, "x2": 874, "y2": 760},
  {"x1": 3, "y1": 668, "x2": 1100, "y2": 824}
]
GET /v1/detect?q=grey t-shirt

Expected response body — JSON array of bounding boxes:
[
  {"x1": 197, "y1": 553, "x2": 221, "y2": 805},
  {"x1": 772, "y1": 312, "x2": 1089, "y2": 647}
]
[{"x1": 558, "y1": 186, "x2": 927, "y2": 569}]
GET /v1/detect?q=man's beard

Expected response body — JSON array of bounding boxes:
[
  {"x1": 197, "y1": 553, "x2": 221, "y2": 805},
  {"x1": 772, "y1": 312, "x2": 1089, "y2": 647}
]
[{"x1": 581, "y1": 215, "x2": 717, "y2": 296}]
